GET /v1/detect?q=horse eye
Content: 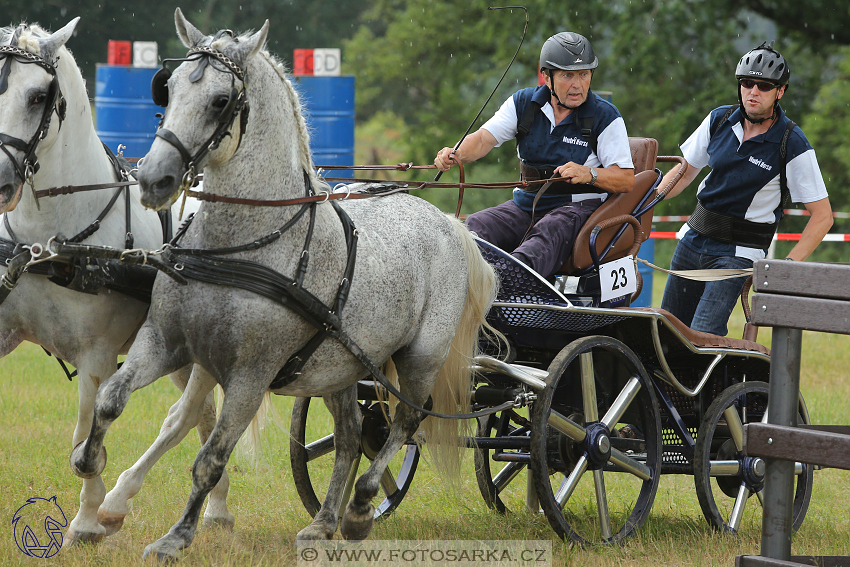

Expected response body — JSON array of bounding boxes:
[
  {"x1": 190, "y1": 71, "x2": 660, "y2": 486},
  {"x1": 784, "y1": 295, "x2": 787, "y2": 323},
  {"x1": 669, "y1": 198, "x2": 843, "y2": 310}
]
[
  {"x1": 30, "y1": 92, "x2": 48, "y2": 106},
  {"x1": 212, "y1": 95, "x2": 230, "y2": 110}
]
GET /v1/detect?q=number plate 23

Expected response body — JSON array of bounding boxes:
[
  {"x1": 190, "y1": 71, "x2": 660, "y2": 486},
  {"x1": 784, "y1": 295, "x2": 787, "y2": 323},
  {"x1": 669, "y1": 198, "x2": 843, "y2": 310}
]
[{"x1": 599, "y1": 255, "x2": 637, "y2": 302}]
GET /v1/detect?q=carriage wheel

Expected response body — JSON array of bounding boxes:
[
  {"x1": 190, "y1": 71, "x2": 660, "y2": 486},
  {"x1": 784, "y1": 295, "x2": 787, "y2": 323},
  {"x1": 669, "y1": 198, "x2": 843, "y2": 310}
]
[
  {"x1": 290, "y1": 397, "x2": 419, "y2": 520},
  {"x1": 693, "y1": 381, "x2": 813, "y2": 532},
  {"x1": 529, "y1": 335, "x2": 662, "y2": 545},
  {"x1": 474, "y1": 409, "x2": 533, "y2": 513}
]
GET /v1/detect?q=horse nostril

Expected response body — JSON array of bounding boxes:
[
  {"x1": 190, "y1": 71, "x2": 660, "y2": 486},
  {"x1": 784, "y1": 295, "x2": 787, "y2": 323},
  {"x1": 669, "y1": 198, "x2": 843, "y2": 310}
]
[
  {"x1": 154, "y1": 176, "x2": 176, "y2": 195},
  {"x1": 0, "y1": 183, "x2": 14, "y2": 200}
]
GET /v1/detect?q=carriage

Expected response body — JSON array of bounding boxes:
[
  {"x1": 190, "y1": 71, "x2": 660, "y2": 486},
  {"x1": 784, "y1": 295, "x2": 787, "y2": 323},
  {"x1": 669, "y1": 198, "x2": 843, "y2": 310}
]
[
  {"x1": 289, "y1": 137, "x2": 813, "y2": 545},
  {"x1": 0, "y1": 12, "x2": 814, "y2": 559}
]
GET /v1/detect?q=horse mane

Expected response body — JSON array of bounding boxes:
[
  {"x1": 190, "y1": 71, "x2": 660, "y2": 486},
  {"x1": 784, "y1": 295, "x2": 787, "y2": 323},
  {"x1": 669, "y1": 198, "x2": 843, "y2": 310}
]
[
  {"x1": 257, "y1": 50, "x2": 328, "y2": 192},
  {"x1": 210, "y1": 29, "x2": 327, "y2": 192}
]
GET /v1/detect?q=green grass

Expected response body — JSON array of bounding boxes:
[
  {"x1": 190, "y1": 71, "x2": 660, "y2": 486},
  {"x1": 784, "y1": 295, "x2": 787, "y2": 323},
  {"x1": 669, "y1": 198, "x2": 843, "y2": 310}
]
[{"x1": 1, "y1": 277, "x2": 849, "y2": 566}]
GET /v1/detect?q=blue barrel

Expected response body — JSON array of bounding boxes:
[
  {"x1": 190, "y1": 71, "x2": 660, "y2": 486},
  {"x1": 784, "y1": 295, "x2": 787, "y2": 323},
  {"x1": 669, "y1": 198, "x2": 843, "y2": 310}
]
[
  {"x1": 290, "y1": 76, "x2": 355, "y2": 179},
  {"x1": 95, "y1": 65, "x2": 160, "y2": 159},
  {"x1": 631, "y1": 236, "x2": 655, "y2": 307}
]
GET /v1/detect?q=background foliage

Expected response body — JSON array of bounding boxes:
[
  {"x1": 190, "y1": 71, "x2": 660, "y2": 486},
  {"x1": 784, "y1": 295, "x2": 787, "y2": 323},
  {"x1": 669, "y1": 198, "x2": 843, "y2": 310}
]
[{"x1": 4, "y1": 0, "x2": 849, "y2": 257}]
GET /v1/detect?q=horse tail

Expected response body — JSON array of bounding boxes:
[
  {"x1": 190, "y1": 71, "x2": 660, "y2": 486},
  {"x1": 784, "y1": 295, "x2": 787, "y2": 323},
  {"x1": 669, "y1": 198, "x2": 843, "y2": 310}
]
[
  {"x1": 421, "y1": 215, "x2": 499, "y2": 481},
  {"x1": 215, "y1": 387, "x2": 280, "y2": 469}
]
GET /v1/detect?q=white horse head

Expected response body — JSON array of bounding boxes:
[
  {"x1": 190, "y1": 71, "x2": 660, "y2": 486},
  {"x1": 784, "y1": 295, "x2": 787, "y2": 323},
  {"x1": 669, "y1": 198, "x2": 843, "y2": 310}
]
[{"x1": 0, "y1": 18, "x2": 82, "y2": 212}]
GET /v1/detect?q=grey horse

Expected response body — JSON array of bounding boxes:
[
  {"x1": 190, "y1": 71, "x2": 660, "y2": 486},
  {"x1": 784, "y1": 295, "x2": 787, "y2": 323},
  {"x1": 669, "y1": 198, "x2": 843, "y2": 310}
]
[{"x1": 70, "y1": 8, "x2": 497, "y2": 561}]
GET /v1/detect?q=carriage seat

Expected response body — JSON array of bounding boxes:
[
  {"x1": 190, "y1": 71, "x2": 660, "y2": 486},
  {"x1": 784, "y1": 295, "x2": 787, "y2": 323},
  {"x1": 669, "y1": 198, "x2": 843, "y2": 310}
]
[
  {"x1": 558, "y1": 137, "x2": 660, "y2": 275},
  {"x1": 623, "y1": 306, "x2": 770, "y2": 355}
]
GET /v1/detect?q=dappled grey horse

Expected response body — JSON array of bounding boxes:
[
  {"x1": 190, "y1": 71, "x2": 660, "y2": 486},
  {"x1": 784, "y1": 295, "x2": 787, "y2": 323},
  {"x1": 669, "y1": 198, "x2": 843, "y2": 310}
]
[
  {"x1": 70, "y1": 8, "x2": 497, "y2": 561},
  {"x1": 0, "y1": 18, "x2": 239, "y2": 544}
]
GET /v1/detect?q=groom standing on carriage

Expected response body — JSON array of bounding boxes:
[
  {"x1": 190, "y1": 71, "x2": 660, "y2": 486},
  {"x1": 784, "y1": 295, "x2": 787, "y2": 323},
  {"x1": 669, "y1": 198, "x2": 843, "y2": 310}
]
[
  {"x1": 658, "y1": 42, "x2": 833, "y2": 337},
  {"x1": 435, "y1": 32, "x2": 635, "y2": 279}
]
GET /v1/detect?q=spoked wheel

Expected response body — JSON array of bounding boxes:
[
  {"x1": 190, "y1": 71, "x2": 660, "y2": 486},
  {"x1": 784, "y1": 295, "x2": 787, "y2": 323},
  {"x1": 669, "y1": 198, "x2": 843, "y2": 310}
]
[
  {"x1": 474, "y1": 408, "x2": 533, "y2": 513},
  {"x1": 693, "y1": 381, "x2": 813, "y2": 532},
  {"x1": 290, "y1": 396, "x2": 419, "y2": 520},
  {"x1": 529, "y1": 335, "x2": 662, "y2": 545}
]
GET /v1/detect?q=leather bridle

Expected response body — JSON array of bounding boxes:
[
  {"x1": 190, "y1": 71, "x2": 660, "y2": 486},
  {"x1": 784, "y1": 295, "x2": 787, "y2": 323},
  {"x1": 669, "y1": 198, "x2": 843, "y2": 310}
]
[
  {"x1": 151, "y1": 40, "x2": 250, "y2": 195},
  {"x1": 0, "y1": 35, "x2": 67, "y2": 209}
]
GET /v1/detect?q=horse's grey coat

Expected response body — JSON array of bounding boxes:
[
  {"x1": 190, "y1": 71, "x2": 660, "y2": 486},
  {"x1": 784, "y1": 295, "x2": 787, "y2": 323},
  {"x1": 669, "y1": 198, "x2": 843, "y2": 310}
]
[{"x1": 71, "y1": 8, "x2": 497, "y2": 560}]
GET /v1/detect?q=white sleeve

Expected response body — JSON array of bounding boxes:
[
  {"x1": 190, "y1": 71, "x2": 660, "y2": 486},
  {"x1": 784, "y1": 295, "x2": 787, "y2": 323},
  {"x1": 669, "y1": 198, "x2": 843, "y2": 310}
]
[
  {"x1": 595, "y1": 116, "x2": 633, "y2": 169},
  {"x1": 680, "y1": 113, "x2": 713, "y2": 169},
  {"x1": 480, "y1": 96, "x2": 518, "y2": 148},
  {"x1": 787, "y1": 149, "x2": 829, "y2": 203}
]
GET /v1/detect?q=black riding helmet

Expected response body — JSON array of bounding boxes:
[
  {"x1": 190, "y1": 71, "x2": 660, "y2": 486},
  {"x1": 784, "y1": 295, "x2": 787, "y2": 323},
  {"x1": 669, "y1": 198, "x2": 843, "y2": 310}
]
[
  {"x1": 539, "y1": 32, "x2": 598, "y2": 72},
  {"x1": 540, "y1": 32, "x2": 597, "y2": 109},
  {"x1": 735, "y1": 41, "x2": 789, "y2": 124},
  {"x1": 736, "y1": 41, "x2": 790, "y2": 85}
]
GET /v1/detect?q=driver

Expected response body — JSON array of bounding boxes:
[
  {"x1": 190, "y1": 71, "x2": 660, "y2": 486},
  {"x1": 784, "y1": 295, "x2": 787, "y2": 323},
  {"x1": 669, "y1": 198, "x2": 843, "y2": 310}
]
[
  {"x1": 434, "y1": 32, "x2": 634, "y2": 279},
  {"x1": 659, "y1": 41, "x2": 833, "y2": 336}
]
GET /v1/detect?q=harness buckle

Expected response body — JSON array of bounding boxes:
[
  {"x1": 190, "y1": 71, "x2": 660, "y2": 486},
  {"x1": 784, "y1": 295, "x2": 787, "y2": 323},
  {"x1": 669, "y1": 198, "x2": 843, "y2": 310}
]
[
  {"x1": 24, "y1": 163, "x2": 40, "y2": 210},
  {"x1": 24, "y1": 236, "x2": 59, "y2": 268}
]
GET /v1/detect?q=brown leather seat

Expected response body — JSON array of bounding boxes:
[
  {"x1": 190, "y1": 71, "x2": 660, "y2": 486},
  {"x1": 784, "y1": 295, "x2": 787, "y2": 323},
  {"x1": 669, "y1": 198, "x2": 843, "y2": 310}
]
[{"x1": 559, "y1": 137, "x2": 659, "y2": 275}]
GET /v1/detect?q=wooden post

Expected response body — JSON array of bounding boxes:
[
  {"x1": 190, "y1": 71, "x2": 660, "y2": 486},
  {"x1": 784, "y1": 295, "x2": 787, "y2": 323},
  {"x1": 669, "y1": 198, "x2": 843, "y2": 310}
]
[{"x1": 760, "y1": 327, "x2": 802, "y2": 560}]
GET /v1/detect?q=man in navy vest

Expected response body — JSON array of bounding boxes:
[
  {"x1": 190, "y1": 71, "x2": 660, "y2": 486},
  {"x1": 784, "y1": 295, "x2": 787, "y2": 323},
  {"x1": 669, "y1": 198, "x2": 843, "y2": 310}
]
[
  {"x1": 659, "y1": 42, "x2": 833, "y2": 336},
  {"x1": 434, "y1": 32, "x2": 635, "y2": 279}
]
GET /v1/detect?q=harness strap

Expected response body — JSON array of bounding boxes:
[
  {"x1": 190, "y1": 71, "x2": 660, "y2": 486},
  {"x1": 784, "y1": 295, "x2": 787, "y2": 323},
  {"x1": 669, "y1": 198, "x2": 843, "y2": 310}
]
[
  {"x1": 270, "y1": 201, "x2": 359, "y2": 389},
  {"x1": 155, "y1": 129, "x2": 193, "y2": 165},
  {"x1": 778, "y1": 120, "x2": 796, "y2": 207}
]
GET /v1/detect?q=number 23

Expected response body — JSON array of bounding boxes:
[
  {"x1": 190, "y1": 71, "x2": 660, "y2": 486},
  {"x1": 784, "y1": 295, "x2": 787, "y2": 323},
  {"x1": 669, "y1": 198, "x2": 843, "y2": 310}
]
[{"x1": 610, "y1": 267, "x2": 628, "y2": 290}]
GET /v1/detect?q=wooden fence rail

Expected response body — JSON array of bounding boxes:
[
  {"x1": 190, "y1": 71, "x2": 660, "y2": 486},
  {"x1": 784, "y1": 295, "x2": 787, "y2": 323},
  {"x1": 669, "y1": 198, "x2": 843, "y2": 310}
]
[{"x1": 736, "y1": 259, "x2": 850, "y2": 567}]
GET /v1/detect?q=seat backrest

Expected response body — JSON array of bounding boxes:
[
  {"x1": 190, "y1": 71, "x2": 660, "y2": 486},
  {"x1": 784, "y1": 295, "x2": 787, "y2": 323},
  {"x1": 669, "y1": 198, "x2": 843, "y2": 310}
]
[{"x1": 560, "y1": 137, "x2": 659, "y2": 274}]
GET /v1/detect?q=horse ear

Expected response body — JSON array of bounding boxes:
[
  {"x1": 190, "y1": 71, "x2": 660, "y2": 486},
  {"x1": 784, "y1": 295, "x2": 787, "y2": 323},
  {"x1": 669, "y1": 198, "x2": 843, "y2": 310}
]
[
  {"x1": 37, "y1": 17, "x2": 79, "y2": 64},
  {"x1": 174, "y1": 8, "x2": 206, "y2": 49},
  {"x1": 229, "y1": 20, "x2": 269, "y2": 68}
]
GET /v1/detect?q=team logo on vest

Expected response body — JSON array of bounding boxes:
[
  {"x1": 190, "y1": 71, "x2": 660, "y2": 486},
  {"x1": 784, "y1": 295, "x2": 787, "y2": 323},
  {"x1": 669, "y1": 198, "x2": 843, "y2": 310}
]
[
  {"x1": 562, "y1": 136, "x2": 589, "y2": 147},
  {"x1": 748, "y1": 156, "x2": 772, "y2": 171}
]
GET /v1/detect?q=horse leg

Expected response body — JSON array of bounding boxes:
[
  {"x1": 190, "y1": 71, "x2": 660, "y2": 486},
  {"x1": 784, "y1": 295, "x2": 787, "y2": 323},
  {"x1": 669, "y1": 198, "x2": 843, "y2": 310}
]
[
  {"x1": 64, "y1": 353, "x2": 119, "y2": 545},
  {"x1": 296, "y1": 384, "x2": 362, "y2": 540},
  {"x1": 97, "y1": 364, "x2": 221, "y2": 535},
  {"x1": 142, "y1": 379, "x2": 267, "y2": 562},
  {"x1": 198, "y1": 386, "x2": 237, "y2": 531},
  {"x1": 70, "y1": 323, "x2": 189, "y2": 487},
  {"x1": 340, "y1": 359, "x2": 435, "y2": 541}
]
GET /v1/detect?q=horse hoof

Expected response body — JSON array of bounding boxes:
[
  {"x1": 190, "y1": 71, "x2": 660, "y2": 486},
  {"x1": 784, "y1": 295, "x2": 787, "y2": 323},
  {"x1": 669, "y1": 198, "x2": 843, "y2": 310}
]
[
  {"x1": 143, "y1": 542, "x2": 180, "y2": 563},
  {"x1": 69, "y1": 440, "x2": 107, "y2": 479},
  {"x1": 97, "y1": 511, "x2": 126, "y2": 536},
  {"x1": 296, "y1": 525, "x2": 334, "y2": 541},
  {"x1": 340, "y1": 503, "x2": 375, "y2": 541},
  {"x1": 202, "y1": 516, "x2": 235, "y2": 532},
  {"x1": 63, "y1": 526, "x2": 105, "y2": 547}
]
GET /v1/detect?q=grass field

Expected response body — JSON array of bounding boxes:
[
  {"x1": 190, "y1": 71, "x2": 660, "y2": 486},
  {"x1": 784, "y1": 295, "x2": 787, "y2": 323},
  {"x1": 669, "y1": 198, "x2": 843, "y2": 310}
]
[{"x1": 1, "y1": 274, "x2": 849, "y2": 566}]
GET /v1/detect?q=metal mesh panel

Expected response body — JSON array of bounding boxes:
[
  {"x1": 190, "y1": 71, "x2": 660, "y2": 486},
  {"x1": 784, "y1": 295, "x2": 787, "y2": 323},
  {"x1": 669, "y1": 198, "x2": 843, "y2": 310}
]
[
  {"x1": 477, "y1": 238, "x2": 629, "y2": 333},
  {"x1": 476, "y1": 238, "x2": 567, "y2": 305}
]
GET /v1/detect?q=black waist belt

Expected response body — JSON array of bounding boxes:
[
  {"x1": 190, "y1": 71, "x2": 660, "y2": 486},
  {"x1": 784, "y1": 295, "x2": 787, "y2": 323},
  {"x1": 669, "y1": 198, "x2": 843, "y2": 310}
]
[
  {"x1": 687, "y1": 201, "x2": 777, "y2": 249},
  {"x1": 520, "y1": 163, "x2": 600, "y2": 196}
]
